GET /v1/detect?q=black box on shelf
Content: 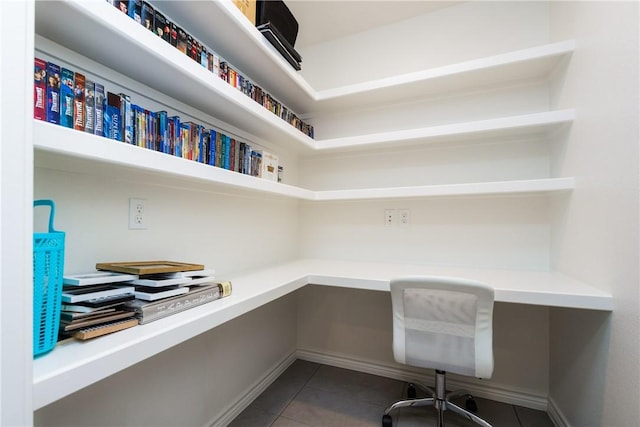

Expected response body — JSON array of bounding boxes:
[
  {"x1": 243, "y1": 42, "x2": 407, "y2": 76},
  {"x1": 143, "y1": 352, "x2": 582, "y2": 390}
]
[{"x1": 255, "y1": 0, "x2": 302, "y2": 70}]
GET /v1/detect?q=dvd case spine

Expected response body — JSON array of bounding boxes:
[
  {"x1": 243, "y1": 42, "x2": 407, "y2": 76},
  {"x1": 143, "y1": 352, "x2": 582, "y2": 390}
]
[
  {"x1": 84, "y1": 79, "x2": 95, "y2": 133},
  {"x1": 46, "y1": 61, "x2": 61, "y2": 124},
  {"x1": 59, "y1": 67, "x2": 74, "y2": 128},
  {"x1": 94, "y1": 83, "x2": 105, "y2": 136},
  {"x1": 73, "y1": 72, "x2": 85, "y2": 131}
]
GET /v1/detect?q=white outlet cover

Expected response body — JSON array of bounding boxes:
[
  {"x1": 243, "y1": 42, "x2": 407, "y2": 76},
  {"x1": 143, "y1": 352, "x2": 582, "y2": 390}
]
[{"x1": 129, "y1": 198, "x2": 147, "y2": 230}]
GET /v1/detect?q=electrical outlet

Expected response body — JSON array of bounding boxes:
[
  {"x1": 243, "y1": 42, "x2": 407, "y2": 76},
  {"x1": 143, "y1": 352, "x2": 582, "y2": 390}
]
[
  {"x1": 384, "y1": 209, "x2": 397, "y2": 226},
  {"x1": 129, "y1": 198, "x2": 147, "y2": 230},
  {"x1": 399, "y1": 209, "x2": 410, "y2": 226}
]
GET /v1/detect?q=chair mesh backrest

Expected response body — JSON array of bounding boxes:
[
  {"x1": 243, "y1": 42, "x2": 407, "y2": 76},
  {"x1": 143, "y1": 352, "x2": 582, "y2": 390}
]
[{"x1": 390, "y1": 276, "x2": 494, "y2": 379}]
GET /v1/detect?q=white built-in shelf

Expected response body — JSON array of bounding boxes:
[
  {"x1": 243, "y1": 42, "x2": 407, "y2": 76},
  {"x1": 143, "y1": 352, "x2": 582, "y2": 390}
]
[
  {"x1": 32, "y1": 258, "x2": 613, "y2": 410},
  {"x1": 34, "y1": 121, "x2": 314, "y2": 200},
  {"x1": 314, "y1": 178, "x2": 574, "y2": 201},
  {"x1": 309, "y1": 40, "x2": 576, "y2": 114},
  {"x1": 34, "y1": 121, "x2": 575, "y2": 201},
  {"x1": 33, "y1": 1, "x2": 576, "y2": 149},
  {"x1": 315, "y1": 110, "x2": 575, "y2": 152},
  {"x1": 34, "y1": 0, "x2": 317, "y2": 153},
  {"x1": 151, "y1": 0, "x2": 316, "y2": 113},
  {"x1": 148, "y1": 1, "x2": 575, "y2": 116}
]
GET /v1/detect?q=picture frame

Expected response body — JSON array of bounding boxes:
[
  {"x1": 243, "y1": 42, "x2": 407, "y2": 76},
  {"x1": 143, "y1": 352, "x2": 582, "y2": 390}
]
[{"x1": 96, "y1": 261, "x2": 205, "y2": 275}]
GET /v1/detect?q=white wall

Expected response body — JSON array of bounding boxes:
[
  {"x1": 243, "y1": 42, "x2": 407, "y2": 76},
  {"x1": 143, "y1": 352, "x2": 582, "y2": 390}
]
[
  {"x1": 295, "y1": 0, "x2": 555, "y2": 406},
  {"x1": 33, "y1": 168, "x2": 299, "y2": 276},
  {"x1": 297, "y1": 286, "x2": 550, "y2": 401},
  {"x1": 548, "y1": 2, "x2": 639, "y2": 426},
  {"x1": 299, "y1": 1, "x2": 550, "y2": 90}
]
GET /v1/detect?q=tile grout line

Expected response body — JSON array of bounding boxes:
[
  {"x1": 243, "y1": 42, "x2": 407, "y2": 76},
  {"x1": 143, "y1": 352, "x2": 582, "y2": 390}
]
[
  {"x1": 270, "y1": 362, "x2": 323, "y2": 427},
  {"x1": 513, "y1": 404, "x2": 524, "y2": 427}
]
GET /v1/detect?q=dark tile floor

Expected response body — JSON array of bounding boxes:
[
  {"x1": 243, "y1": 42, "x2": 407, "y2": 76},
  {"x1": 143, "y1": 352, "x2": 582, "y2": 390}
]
[{"x1": 228, "y1": 360, "x2": 554, "y2": 427}]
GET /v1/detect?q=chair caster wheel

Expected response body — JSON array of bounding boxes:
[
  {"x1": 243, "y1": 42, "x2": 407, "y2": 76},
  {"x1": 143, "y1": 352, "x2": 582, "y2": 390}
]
[
  {"x1": 382, "y1": 414, "x2": 393, "y2": 427},
  {"x1": 407, "y1": 383, "x2": 417, "y2": 399},
  {"x1": 465, "y1": 395, "x2": 478, "y2": 413}
]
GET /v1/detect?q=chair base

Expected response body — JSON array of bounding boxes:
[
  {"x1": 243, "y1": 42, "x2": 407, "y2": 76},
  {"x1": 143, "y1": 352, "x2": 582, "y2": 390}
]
[{"x1": 382, "y1": 371, "x2": 492, "y2": 427}]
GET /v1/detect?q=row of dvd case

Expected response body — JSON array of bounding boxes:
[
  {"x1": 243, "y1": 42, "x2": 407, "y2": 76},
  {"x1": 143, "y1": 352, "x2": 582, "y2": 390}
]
[
  {"x1": 107, "y1": 0, "x2": 314, "y2": 139},
  {"x1": 34, "y1": 57, "x2": 280, "y2": 181}
]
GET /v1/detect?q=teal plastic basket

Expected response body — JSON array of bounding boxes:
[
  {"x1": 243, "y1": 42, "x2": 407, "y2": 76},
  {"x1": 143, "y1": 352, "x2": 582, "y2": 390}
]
[{"x1": 33, "y1": 200, "x2": 65, "y2": 357}]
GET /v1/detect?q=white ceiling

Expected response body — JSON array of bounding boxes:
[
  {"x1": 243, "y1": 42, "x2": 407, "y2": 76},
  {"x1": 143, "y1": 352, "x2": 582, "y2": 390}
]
[{"x1": 286, "y1": 1, "x2": 462, "y2": 49}]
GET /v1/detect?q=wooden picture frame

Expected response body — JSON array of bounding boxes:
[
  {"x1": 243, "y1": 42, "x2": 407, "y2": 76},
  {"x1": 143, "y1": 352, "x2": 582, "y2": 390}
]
[{"x1": 96, "y1": 261, "x2": 205, "y2": 275}]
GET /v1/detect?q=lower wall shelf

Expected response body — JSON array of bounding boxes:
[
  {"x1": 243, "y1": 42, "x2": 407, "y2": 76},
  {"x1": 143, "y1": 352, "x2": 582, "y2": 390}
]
[{"x1": 34, "y1": 120, "x2": 574, "y2": 202}]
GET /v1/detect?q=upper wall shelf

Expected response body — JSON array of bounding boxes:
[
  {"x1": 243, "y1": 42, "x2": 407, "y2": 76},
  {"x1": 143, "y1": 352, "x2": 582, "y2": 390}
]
[
  {"x1": 35, "y1": 1, "x2": 575, "y2": 127},
  {"x1": 314, "y1": 109, "x2": 575, "y2": 152},
  {"x1": 309, "y1": 40, "x2": 576, "y2": 115},
  {"x1": 146, "y1": 0, "x2": 576, "y2": 116},
  {"x1": 35, "y1": 121, "x2": 574, "y2": 201}
]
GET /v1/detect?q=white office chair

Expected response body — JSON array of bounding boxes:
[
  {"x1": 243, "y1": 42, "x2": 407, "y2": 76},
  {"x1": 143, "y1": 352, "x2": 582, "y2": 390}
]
[{"x1": 382, "y1": 276, "x2": 495, "y2": 427}]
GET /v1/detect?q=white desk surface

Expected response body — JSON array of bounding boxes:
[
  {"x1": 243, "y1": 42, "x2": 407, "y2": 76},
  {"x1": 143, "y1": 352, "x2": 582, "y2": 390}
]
[{"x1": 33, "y1": 259, "x2": 612, "y2": 410}]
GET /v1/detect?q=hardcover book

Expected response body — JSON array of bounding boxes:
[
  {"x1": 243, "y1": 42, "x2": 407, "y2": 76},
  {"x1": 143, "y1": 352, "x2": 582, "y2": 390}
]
[
  {"x1": 73, "y1": 317, "x2": 139, "y2": 340},
  {"x1": 46, "y1": 61, "x2": 61, "y2": 124},
  {"x1": 94, "y1": 83, "x2": 105, "y2": 136},
  {"x1": 34, "y1": 58, "x2": 47, "y2": 120},
  {"x1": 60, "y1": 310, "x2": 135, "y2": 332},
  {"x1": 84, "y1": 79, "x2": 95, "y2": 133},
  {"x1": 124, "y1": 282, "x2": 229, "y2": 324},
  {"x1": 59, "y1": 68, "x2": 74, "y2": 128},
  {"x1": 73, "y1": 72, "x2": 85, "y2": 131}
]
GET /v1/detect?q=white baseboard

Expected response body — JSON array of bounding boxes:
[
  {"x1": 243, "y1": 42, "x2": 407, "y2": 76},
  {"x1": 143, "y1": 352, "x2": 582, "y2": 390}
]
[
  {"x1": 207, "y1": 350, "x2": 298, "y2": 427},
  {"x1": 548, "y1": 396, "x2": 570, "y2": 427},
  {"x1": 296, "y1": 347, "x2": 549, "y2": 411}
]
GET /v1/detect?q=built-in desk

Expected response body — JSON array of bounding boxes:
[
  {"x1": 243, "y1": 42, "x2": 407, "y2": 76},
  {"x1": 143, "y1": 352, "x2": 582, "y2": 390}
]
[{"x1": 33, "y1": 259, "x2": 612, "y2": 410}]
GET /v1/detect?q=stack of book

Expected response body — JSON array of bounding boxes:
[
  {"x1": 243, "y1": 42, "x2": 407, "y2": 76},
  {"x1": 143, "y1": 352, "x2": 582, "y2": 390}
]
[
  {"x1": 60, "y1": 271, "x2": 140, "y2": 340},
  {"x1": 96, "y1": 261, "x2": 232, "y2": 325},
  {"x1": 61, "y1": 261, "x2": 233, "y2": 340}
]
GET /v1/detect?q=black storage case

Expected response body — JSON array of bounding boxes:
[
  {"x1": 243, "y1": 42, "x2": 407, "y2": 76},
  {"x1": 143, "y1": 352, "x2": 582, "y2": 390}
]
[{"x1": 256, "y1": 0, "x2": 302, "y2": 69}]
